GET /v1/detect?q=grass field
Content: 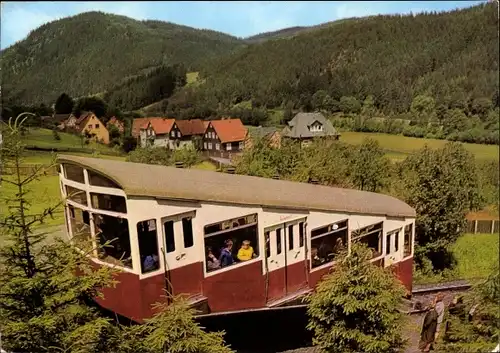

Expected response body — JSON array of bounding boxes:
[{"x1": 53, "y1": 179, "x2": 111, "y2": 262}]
[
  {"x1": 414, "y1": 233, "x2": 499, "y2": 284},
  {"x1": 340, "y1": 132, "x2": 499, "y2": 161},
  {"x1": 21, "y1": 128, "x2": 113, "y2": 152}
]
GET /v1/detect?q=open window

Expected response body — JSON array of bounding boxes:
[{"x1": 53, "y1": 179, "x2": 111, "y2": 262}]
[
  {"x1": 203, "y1": 213, "x2": 259, "y2": 273},
  {"x1": 63, "y1": 164, "x2": 85, "y2": 184},
  {"x1": 90, "y1": 193, "x2": 127, "y2": 213},
  {"x1": 352, "y1": 222, "x2": 383, "y2": 259},
  {"x1": 94, "y1": 213, "x2": 132, "y2": 269},
  {"x1": 87, "y1": 170, "x2": 121, "y2": 189},
  {"x1": 404, "y1": 224, "x2": 413, "y2": 257},
  {"x1": 67, "y1": 205, "x2": 92, "y2": 251},
  {"x1": 65, "y1": 185, "x2": 87, "y2": 206},
  {"x1": 386, "y1": 229, "x2": 401, "y2": 255},
  {"x1": 311, "y1": 219, "x2": 348, "y2": 268},
  {"x1": 138, "y1": 219, "x2": 160, "y2": 274}
]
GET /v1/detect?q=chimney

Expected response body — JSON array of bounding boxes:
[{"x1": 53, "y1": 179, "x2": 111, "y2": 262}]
[
  {"x1": 226, "y1": 167, "x2": 235, "y2": 174},
  {"x1": 175, "y1": 162, "x2": 184, "y2": 168}
]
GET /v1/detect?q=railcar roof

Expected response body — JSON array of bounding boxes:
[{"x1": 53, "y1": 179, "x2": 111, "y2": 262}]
[{"x1": 57, "y1": 155, "x2": 416, "y2": 218}]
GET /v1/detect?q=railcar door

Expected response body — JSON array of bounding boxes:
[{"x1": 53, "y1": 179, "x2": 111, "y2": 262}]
[
  {"x1": 161, "y1": 211, "x2": 202, "y2": 296},
  {"x1": 265, "y1": 217, "x2": 308, "y2": 304}
]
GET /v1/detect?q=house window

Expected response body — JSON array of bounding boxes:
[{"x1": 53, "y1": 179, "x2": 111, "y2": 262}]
[
  {"x1": 95, "y1": 124, "x2": 100, "y2": 129},
  {"x1": 177, "y1": 131, "x2": 181, "y2": 138},
  {"x1": 95, "y1": 213, "x2": 132, "y2": 269},
  {"x1": 352, "y1": 222, "x2": 383, "y2": 259},
  {"x1": 239, "y1": 141, "x2": 244, "y2": 150},
  {"x1": 404, "y1": 224, "x2": 413, "y2": 257},
  {"x1": 215, "y1": 143, "x2": 220, "y2": 150},
  {"x1": 226, "y1": 143, "x2": 232, "y2": 151},
  {"x1": 138, "y1": 219, "x2": 159, "y2": 274},
  {"x1": 204, "y1": 142, "x2": 208, "y2": 149},
  {"x1": 164, "y1": 220, "x2": 175, "y2": 253},
  {"x1": 90, "y1": 193, "x2": 127, "y2": 213},
  {"x1": 171, "y1": 131, "x2": 175, "y2": 137},
  {"x1": 208, "y1": 142, "x2": 213, "y2": 149},
  {"x1": 88, "y1": 170, "x2": 121, "y2": 188},
  {"x1": 288, "y1": 225, "x2": 294, "y2": 250},
  {"x1": 311, "y1": 220, "x2": 348, "y2": 268},
  {"x1": 205, "y1": 133, "x2": 208, "y2": 138},
  {"x1": 203, "y1": 214, "x2": 259, "y2": 272},
  {"x1": 65, "y1": 185, "x2": 87, "y2": 206},
  {"x1": 210, "y1": 132, "x2": 214, "y2": 139},
  {"x1": 67, "y1": 205, "x2": 91, "y2": 251},
  {"x1": 63, "y1": 164, "x2": 85, "y2": 184},
  {"x1": 182, "y1": 217, "x2": 194, "y2": 248},
  {"x1": 88, "y1": 124, "x2": 93, "y2": 129}
]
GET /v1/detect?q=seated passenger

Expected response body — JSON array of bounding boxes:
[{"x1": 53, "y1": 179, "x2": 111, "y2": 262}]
[
  {"x1": 237, "y1": 240, "x2": 256, "y2": 261},
  {"x1": 311, "y1": 247, "x2": 325, "y2": 267},
  {"x1": 334, "y1": 238, "x2": 345, "y2": 255},
  {"x1": 219, "y1": 240, "x2": 234, "y2": 267},
  {"x1": 206, "y1": 247, "x2": 221, "y2": 271},
  {"x1": 143, "y1": 253, "x2": 159, "y2": 272}
]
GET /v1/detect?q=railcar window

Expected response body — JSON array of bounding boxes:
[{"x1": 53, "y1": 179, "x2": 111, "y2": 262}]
[
  {"x1": 386, "y1": 229, "x2": 401, "y2": 255},
  {"x1": 203, "y1": 213, "x2": 259, "y2": 273},
  {"x1": 288, "y1": 225, "x2": 294, "y2": 250},
  {"x1": 87, "y1": 170, "x2": 122, "y2": 189},
  {"x1": 67, "y1": 205, "x2": 92, "y2": 251},
  {"x1": 138, "y1": 219, "x2": 159, "y2": 274},
  {"x1": 265, "y1": 231, "x2": 270, "y2": 258},
  {"x1": 299, "y1": 222, "x2": 305, "y2": 248},
  {"x1": 182, "y1": 217, "x2": 194, "y2": 248},
  {"x1": 90, "y1": 193, "x2": 127, "y2": 213},
  {"x1": 404, "y1": 224, "x2": 413, "y2": 257},
  {"x1": 63, "y1": 164, "x2": 85, "y2": 184},
  {"x1": 311, "y1": 220, "x2": 348, "y2": 268},
  {"x1": 164, "y1": 221, "x2": 175, "y2": 253},
  {"x1": 65, "y1": 185, "x2": 87, "y2": 206},
  {"x1": 352, "y1": 222, "x2": 383, "y2": 259},
  {"x1": 395, "y1": 230, "x2": 399, "y2": 251},
  {"x1": 276, "y1": 228, "x2": 282, "y2": 255},
  {"x1": 386, "y1": 233, "x2": 391, "y2": 255},
  {"x1": 94, "y1": 214, "x2": 132, "y2": 269}
]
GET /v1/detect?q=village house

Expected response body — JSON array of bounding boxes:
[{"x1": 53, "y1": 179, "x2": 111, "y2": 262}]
[
  {"x1": 245, "y1": 126, "x2": 282, "y2": 149},
  {"x1": 170, "y1": 119, "x2": 208, "y2": 150},
  {"x1": 139, "y1": 118, "x2": 175, "y2": 148},
  {"x1": 75, "y1": 112, "x2": 110, "y2": 144},
  {"x1": 203, "y1": 118, "x2": 248, "y2": 158},
  {"x1": 106, "y1": 116, "x2": 125, "y2": 134},
  {"x1": 132, "y1": 117, "x2": 151, "y2": 142},
  {"x1": 282, "y1": 112, "x2": 340, "y2": 147},
  {"x1": 40, "y1": 113, "x2": 71, "y2": 130}
]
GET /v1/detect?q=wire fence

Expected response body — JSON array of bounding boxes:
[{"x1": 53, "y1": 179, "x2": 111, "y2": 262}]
[
  {"x1": 1, "y1": 164, "x2": 59, "y2": 176},
  {"x1": 466, "y1": 219, "x2": 499, "y2": 234}
]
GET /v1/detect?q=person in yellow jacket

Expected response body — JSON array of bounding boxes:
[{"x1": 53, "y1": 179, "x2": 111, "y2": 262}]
[{"x1": 237, "y1": 240, "x2": 256, "y2": 261}]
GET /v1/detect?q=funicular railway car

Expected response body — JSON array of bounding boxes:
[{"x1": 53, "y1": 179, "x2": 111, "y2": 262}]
[{"x1": 57, "y1": 155, "x2": 416, "y2": 322}]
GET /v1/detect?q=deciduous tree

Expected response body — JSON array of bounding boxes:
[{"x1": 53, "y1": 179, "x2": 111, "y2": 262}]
[{"x1": 348, "y1": 138, "x2": 390, "y2": 192}]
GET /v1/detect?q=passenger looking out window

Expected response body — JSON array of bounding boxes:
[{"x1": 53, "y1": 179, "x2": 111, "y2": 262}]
[
  {"x1": 206, "y1": 247, "x2": 221, "y2": 271},
  {"x1": 237, "y1": 240, "x2": 256, "y2": 261},
  {"x1": 310, "y1": 220, "x2": 348, "y2": 268},
  {"x1": 352, "y1": 222, "x2": 383, "y2": 259},
  {"x1": 138, "y1": 219, "x2": 159, "y2": 274},
  {"x1": 94, "y1": 214, "x2": 132, "y2": 269},
  {"x1": 219, "y1": 239, "x2": 234, "y2": 267}
]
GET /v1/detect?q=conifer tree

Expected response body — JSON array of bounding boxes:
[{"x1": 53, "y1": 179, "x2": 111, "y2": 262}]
[
  {"x1": 306, "y1": 243, "x2": 407, "y2": 353},
  {"x1": 0, "y1": 113, "x2": 117, "y2": 353}
]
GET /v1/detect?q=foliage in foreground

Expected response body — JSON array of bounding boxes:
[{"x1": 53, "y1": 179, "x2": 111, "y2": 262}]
[
  {"x1": 126, "y1": 145, "x2": 202, "y2": 167},
  {"x1": 306, "y1": 243, "x2": 407, "y2": 353},
  {"x1": 435, "y1": 267, "x2": 500, "y2": 353}
]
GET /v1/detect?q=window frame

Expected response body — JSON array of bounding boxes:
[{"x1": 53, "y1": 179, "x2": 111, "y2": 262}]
[
  {"x1": 137, "y1": 219, "x2": 160, "y2": 274},
  {"x1": 310, "y1": 219, "x2": 349, "y2": 271},
  {"x1": 226, "y1": 143, "x2": 232, "y2": 151},
  {"x1": 352, "y1": 222, "x2": 384, "y2": 260},
  {"x1": 403, "y1": 223, "x2": 413, "y2": 258}
]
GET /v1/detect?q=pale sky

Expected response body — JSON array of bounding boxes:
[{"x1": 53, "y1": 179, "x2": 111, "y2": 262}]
[{"x1": 1, "y1": 1, "x2": 485, "y2": 49}]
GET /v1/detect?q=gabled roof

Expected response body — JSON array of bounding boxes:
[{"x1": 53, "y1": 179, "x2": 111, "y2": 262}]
[
  {"x1": 175, "y1": 119, "x2": 206, "y2": 136},
  {"x1": 132, "y1": 118, "x2": 151, "y2": 137},
  {"x1": 57, "y1": 155, "x2": 416, "y2": 218},
  {"x1": 144, "y1": 118, "x2": 175, "y2": 135},
  {"x1": 209, "y1": 119, "x2": 248, "y2": 143},
  {"x1": 282, "y1": 112, "x2": 339, "y2": 139},
  {"x1": 247, "y1": 126, "x2": 279, "y2": 140},
  {"x1": 76, "y1": 111, "x2": 92, "y2": 125}
]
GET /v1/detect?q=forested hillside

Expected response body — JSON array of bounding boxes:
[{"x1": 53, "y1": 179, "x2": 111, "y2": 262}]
[
  {"x1": 190, "y1": 3, "x2": 498, "y2": 114},
  {"x1": 1, "y1": 11, "x2": 245, "y2": 105}
]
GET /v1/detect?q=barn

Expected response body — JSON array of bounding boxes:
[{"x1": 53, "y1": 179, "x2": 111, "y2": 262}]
[{"x1": 57, "y1": 155, "x2": 416, "y2": 323}]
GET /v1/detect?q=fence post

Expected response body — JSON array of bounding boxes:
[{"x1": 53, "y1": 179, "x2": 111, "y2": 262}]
[
  {"x1": 492, "y1": 220, "x2": 496, "y2": 234},
  {"x1": 474, "y1": 220, "x2": 478, "y2": 234}
]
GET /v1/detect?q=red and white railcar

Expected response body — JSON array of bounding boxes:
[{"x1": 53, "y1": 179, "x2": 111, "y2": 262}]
[{"x1": 57, "y1": 155, "x2": 416, "y2": 322}]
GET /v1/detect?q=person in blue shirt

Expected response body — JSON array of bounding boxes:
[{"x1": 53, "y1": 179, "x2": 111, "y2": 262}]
[{"x1": 219, "y1": 239, "x2": 234, "y2": 267}]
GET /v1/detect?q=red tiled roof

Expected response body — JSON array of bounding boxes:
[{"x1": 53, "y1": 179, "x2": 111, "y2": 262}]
[
  {"x1": 145, "y1": 117, "x2": 175, "y2": 135},
  {"x1": 175, "y1": 119, "x2": 206, "y2": 136},
  {"x1": 107, "y1": 117, "x2": 125, "y2": 132},
  {"x1": 132, "y1": 118, "x2": 151, "y2": 137},
  {"x1": 210, "y1": 119, "x2": 248, "y2": 143}
]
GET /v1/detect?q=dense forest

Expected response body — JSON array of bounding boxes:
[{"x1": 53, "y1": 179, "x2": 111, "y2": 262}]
[{"x1": 1, "y1": 11, "x2": 244, "y2": 105}]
